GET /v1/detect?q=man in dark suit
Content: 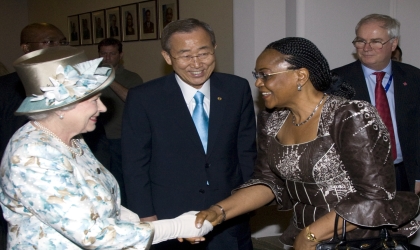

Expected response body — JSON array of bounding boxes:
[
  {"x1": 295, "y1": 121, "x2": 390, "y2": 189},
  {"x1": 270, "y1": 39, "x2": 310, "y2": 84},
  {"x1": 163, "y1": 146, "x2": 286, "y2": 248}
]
[
  {"x1": 143, "y1": 9, "x2": 154, "y2": 33},
  {"x1": 332, "y1": 14, "x2": 420, "y2": 193},
  {"x1": 122, "y1": 18, "x2": 256, "y2": 249},
  {"x1": 109, "y1": 14, "x2": 119, "y2": 37}
]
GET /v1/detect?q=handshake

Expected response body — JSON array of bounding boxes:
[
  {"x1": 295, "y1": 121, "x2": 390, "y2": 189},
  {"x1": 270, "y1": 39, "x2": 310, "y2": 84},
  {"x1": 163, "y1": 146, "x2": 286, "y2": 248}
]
[
  {"x1": 121, "y1": 206, "x2": 219, "y2": 245},
  {"x1": 151, "y1": 211, "x2": 214, "y2": 244}
]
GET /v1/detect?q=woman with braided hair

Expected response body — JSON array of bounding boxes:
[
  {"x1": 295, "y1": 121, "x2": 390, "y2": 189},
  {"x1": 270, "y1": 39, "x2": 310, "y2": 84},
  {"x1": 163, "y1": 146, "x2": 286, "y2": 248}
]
[{"x1": 194, "y1": 37, "x2": 419, "y2": 249}]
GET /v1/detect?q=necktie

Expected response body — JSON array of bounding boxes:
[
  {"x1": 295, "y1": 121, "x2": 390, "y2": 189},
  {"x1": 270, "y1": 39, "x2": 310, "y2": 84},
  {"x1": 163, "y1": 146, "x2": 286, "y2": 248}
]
[
  {"x1": 192, "y1": 91, "x2": 209, "y2": 153},
  {"x1": 373, "y1": 71, "x2": 397, "y2": 160}
]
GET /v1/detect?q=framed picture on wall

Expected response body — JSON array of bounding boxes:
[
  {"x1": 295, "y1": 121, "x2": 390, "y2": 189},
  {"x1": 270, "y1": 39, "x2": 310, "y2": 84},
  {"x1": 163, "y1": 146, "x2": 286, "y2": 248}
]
[
  {"x1": 79, "y1": 13, "x2": 92, "y2": 45},
  {"x1": 139, "y1": 0, "x2": 157, "y2": 40},
  {"x1": 106, "y1": 7, "x2": 121, "y2": 40},
  {"x1": 68, "y1": 15, "x2": 80, "y2": 46},
  {"x1": 92, "y1": 10, "x2": 105, "y2": 44},
  {"x1": 121, "y1": 4, "x2": 139, "y2": 42},
  {"x1": 158, "y1": 0, "x2": 179, "y2": 37}
]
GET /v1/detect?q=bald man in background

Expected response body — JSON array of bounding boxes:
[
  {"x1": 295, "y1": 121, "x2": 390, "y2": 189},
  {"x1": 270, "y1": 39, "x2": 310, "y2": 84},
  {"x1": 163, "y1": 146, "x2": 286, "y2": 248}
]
[
  {"x1": 0, "y1": 22, "x2": 68, "y2": 247},
  {"x1": 0, "y1": 23, "x2": 68, "y2": 159}
]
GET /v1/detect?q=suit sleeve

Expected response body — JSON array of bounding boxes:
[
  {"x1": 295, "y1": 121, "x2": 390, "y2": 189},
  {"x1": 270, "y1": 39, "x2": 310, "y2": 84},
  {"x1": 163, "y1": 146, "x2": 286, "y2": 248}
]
[
  {"x1": 236, "y1": 80, "x2": 257, "y2": 182},
  {"x1": 122, "y1": 88, "x2": 155, "y2": 217}
]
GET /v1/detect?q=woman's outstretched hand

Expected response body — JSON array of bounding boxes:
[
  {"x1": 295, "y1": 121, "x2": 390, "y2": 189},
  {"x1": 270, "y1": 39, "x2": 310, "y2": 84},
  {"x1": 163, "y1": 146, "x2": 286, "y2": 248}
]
[
  {"x1": 177, "y1": 209, "x2": 221, "y2": 244},
  {"x1": 195, "y1": 206, "x2": 224, "y2": 228}
]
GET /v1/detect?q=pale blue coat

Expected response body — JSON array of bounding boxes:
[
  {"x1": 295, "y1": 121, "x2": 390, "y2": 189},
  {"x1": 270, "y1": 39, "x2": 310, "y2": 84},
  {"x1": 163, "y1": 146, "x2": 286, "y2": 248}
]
[{"x1": 0, "y1": 122, "x2": 153, "y2": 249}]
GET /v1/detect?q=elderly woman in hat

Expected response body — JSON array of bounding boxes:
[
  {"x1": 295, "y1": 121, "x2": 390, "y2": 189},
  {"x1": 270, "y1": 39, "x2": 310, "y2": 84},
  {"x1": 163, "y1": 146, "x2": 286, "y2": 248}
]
[
  {"x1": 194, "y1": 37, "x2": 419, "y2": 249},
  {"x1": 0, "y1": 47, "x2": 212, "y2": 249}
]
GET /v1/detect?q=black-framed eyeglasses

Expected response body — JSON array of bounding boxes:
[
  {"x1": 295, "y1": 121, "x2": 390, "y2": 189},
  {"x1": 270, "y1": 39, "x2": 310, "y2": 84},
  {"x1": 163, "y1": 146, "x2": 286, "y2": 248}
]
[
  {"x1": 25, "y1": 40, "x2": 69, "y2": 46},
  {"x1": 170, "y1": 51, "x2": 215, "y2": 64},
  {"x1": 252, "y1": 70, "x2": 294, "y2": 81},
  {"x1": 352, "y1": 37, "x2": 394, "y2": 50}
]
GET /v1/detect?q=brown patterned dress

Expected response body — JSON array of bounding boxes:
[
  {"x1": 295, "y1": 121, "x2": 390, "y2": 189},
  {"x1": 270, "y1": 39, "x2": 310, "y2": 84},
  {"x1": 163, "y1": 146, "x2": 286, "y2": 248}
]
[{"x1": 236, "y1": 95, "x2": 419, "y2": 246}]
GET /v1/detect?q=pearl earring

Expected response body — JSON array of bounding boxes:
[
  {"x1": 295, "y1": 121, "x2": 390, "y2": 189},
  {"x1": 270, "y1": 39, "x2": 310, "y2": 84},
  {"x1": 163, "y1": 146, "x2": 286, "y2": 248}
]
[{"x1": 297, "y1": 83, "x2": 302, "y2": 91}]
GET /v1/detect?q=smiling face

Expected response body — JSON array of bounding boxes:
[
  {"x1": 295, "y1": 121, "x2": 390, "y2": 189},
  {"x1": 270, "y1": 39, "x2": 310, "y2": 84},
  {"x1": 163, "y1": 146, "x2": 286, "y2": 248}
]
[
  {"x1": 161, "y1": 28, "x2": 216, "y2": 89},
  {"x1": 254, "y1": 49, "x2": 299, "y2": 109},
  {"x1": 63, "y1": 94, "x2": 106, "y2": 134},
  {"x1": 355, "y1": 21, "x2": 398, "y2": 71}
]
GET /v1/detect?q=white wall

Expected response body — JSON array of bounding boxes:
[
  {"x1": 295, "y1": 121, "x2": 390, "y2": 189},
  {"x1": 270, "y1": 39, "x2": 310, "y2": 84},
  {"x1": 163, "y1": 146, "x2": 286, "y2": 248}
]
[
  {"x1": 234, "y1": 0, "x2": 287, "y2": 113},
  {"x1": 234, "y1": 0, "x2": 289, "y2": 237}
]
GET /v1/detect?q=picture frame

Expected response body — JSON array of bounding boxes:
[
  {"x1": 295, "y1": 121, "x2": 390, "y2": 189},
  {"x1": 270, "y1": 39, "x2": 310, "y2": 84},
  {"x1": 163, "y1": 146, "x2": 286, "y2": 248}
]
[
  {"x1": 158, "y1": 0, "x2": 179, "y2": 37},
  {"x1": 106, "y1": 7, "x2": 121, "y2": 40},
  {"x1": 68, "y1": 15, "x2": 80, "y2": 46},
  {"x1": 139, "y1": 0, "x2": 158, "y2": 40},
  {"x1": 121, "y1": 4, "x2": 139, "y2": 42},
  {"x1": 79, "y1": 13, "x2": 93, "y2": 45},
  {"x1": 92, "y1": 10, "x2": 105, "y2": 44}
]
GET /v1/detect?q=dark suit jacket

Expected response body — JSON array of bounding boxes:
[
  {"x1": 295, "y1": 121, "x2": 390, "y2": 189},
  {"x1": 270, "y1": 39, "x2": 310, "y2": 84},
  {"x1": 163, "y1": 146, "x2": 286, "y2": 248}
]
[
  {"x1": 122, "y1": 72, "x2": 256, "y2": 248},
  {"x1": 0, "y1": 72, "x2": 28, "y2": 249},
  {"x1": 332, "y1": 60, "x2": 420, "y2": 190},
  {"x1": 110, "y1": 26, "x2": 119, "y2": 37},
  {"x1": 143, "y1": 21, "x2": 154, "y2": 33},
  {"x1": 0, "y1": 72, "x2": 28, "y2": 160}
]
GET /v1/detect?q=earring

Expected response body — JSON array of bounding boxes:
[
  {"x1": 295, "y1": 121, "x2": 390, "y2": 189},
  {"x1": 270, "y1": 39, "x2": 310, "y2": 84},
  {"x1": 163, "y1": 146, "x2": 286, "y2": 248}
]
[
  {"x1": 297, "y1": 83, "x2": 302, "y2": 91},
  {"x1": 59, "y1": 114, "x2": 64, "y2": 119}
]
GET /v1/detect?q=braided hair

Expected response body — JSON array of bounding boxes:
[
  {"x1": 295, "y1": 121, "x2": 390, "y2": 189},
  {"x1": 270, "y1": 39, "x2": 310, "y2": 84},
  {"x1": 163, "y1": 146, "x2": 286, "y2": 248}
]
[{"x1": 265, "y1": 37, "x2": 332, "y2": 91}]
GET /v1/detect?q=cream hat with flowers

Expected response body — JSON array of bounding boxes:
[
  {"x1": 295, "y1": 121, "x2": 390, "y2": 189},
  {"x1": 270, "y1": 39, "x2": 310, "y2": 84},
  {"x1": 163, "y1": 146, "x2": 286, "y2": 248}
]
[{"x1": 14, "y1": 46, "x2": 115, "y2": 115}]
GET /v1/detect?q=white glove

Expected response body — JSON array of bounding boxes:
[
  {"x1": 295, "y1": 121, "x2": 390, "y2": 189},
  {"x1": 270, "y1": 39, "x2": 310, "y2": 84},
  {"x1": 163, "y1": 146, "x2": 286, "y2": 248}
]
[{"x1": 151, "y1": 211, "x2": 213, "y2": 244}]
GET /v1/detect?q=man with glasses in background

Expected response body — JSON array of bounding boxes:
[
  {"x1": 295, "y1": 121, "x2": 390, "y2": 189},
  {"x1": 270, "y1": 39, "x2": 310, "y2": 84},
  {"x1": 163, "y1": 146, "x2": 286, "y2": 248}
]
[
  {"x1": 122, "y1": 18, "x2": 256, "y2": 250},
  {"x1": 0, "y1": 22, "x2": 68, "y2": 249},
  {"x1": 332, "y1": 14, "x2": 420, "y2": 193},
  {"x1": 1, "y1": 22, "x2": 68, "y2": 165}
]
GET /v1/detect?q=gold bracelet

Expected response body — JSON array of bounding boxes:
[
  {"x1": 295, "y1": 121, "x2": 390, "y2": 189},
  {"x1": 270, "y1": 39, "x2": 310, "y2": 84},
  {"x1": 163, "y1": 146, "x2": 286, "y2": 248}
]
[
  {"x1": 306, "y1": 226, "x2": 320, "y2": 243},
  {"x1": 212, "y1": 204, "x2": 226, "y2": 224}
]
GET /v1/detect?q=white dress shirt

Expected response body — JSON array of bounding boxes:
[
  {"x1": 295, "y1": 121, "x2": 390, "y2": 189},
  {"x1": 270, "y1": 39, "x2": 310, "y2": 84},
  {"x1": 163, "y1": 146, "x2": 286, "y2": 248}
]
[{"x1": 175, "y1": 74, "x2": 210, "y2": 117}]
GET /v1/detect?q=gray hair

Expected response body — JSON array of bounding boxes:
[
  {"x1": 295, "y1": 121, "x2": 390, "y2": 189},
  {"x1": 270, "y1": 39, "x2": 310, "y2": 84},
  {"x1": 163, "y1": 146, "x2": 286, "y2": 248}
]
[
  {"x1": 161, "y1": 18, "x2": 216, "y2": 53},
  {"x1": 355, "y1": 14, "x2": 400, "y2": 38},
  {"x1": 27, "y1": 104, "x2": 76, "y2": 121}
]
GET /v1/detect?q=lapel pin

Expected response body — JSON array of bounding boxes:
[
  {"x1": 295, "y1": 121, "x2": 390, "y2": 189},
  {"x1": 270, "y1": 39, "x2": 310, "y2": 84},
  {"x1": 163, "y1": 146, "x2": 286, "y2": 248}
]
[
  {"x1": 217, "y1": 97, "x2": 222, "y2": 100},
  {"x1": 403, "y1": 82, "x2": 407, "y2": 86}
]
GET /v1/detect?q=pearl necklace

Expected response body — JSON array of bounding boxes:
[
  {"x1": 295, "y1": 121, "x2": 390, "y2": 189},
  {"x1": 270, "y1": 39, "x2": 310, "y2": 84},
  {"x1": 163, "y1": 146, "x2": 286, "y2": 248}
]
[
  {"x1": 34, "y1": 121, "x2": 83, "y2": 157},
  {"x1": 291, "y1": 93, "x2": 326, "y2": 127}
]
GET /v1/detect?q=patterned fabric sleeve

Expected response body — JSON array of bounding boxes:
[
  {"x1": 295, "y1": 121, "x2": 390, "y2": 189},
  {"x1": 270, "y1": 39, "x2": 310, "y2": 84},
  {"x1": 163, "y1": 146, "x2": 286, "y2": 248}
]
[
  {"x1": 233, "y1": 110, "x2": 293, "y2": 210},
  {"x1": 331, "y1": 101, "x2": 419, "y2": 229},
  {"x1": 1, "y1": 138, "x2": 153, "y2": 249}
]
